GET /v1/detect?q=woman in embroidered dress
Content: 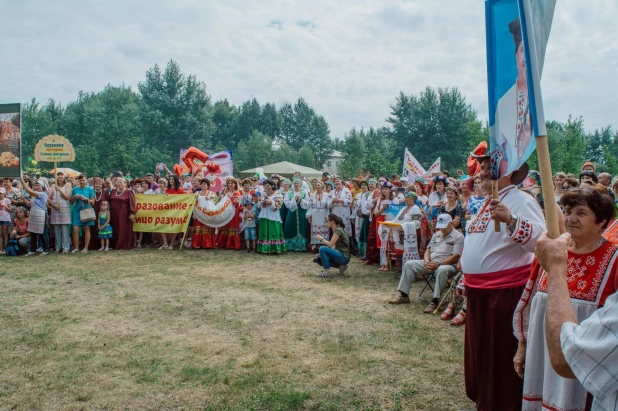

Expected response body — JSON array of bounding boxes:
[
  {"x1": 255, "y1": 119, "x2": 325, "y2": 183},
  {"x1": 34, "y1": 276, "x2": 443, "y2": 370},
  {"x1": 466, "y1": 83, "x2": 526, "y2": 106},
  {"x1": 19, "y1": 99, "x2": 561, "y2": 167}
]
[
  {"x1": 49, "y1": 171, "x2": 72, "y2": 253},
  {"x1": 365, "y1": 181, "x2": 394, "y2": 268},
  {"x1": 283, "y1": 177, "x2": 309, "y2": 252},
  {"x1": 352, "y1": 181, "x2": 368, "y2": 255},
  {"x1": 192, "y1": 179, "x2": 219, "y2": 249},
  {"x1": 238, "y1": 178, "x2": 254, "y2": 241},
  {"x1": 513, "y1": 186, "x2": 618, "y2": 411},
  {"x1": 257, "y1": 179, "x2": 286, "y2": 254},
  {"x1": 108, "y1": 177, "x2": 136, "y2": 250},
  {"x1": 306, "y1": 180, "x2": 329, "y2": 254},
  {"x1": 428, "y1": 175, "x2": 448, "y2": 227},
  {"x1": 278, "y1": 179, "x2": 291, "y2": 225},
  {"x1": 391, "y1": 191, "x2": 422, "y2": 268},
  {"x1": 217, "y1": 178, "x2": 241, "y2": 250},
  {"x1": 327, "y1": 177, "x2": 353, "y2": 236},
  {"x1": 21, "y1": 178, "x2": 49, "y2": 256},
  {"x1": 357, "y1": 180, "x2": 375, "y2": 260}
]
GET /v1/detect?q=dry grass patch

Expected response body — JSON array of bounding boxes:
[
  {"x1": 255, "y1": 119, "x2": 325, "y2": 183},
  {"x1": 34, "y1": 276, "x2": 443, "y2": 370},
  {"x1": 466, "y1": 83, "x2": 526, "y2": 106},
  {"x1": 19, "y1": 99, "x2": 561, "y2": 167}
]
[{"x1": 0, "y1": 250, "x2": 474, "y2": 410}]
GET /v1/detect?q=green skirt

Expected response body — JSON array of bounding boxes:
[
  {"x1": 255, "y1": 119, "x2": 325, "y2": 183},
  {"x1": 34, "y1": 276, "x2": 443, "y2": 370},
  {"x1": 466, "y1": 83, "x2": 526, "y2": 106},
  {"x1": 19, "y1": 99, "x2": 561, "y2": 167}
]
[
  {"x1": 284, "y1": 207, "x2": 308, "y2": 252},
  {"x1": 257, "y1": 218, "x2": 287, "y2": 254}
]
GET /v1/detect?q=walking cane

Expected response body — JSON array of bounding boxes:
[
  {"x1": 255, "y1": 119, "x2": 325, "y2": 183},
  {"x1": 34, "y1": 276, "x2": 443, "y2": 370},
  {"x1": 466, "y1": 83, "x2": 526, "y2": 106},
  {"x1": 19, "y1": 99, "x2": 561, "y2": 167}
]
[{"x1": 433, "y1": 271, "x2": 462, "y2": 315}]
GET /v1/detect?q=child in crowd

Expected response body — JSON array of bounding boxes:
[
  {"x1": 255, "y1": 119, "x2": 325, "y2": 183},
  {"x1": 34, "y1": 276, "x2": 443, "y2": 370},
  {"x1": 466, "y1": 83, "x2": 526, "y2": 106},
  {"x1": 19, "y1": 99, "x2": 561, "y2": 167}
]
[
  {"x1": 97, "y1": 201, "x2": 112, "y2": 251},
  {"x1": 182, "y1": 174, "x2": 193, "y2": 193},
  {"x1": 243, "y1": 201, "x2": 256, "y2": 253},
  {"x1": 0, "y1": 187, "x2": 13, "y2": 252}
]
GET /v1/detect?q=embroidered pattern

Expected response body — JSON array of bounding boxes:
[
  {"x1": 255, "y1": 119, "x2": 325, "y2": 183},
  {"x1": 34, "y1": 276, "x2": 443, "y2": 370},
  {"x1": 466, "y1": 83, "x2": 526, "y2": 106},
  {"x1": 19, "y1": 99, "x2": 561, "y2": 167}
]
[
  {"x1": 537, "y1": 243, "x2": 618, "y2": 302},
  {"x1": 511, "y1": 217, "x2": 533, "y2": 245}
]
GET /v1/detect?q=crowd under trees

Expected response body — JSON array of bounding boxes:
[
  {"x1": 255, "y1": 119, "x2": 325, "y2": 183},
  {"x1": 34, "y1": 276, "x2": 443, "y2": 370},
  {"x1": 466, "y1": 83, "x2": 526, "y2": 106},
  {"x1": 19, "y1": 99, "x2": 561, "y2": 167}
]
[{"x1": 21, "y1": 59, "x2": 618, "y2": 178}]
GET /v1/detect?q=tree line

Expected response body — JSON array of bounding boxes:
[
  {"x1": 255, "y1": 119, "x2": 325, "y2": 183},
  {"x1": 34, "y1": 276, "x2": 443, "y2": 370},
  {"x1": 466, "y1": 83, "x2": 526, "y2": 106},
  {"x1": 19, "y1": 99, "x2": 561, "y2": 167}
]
[{"x1": 21, "y1": 60, "x2": 618, "y2": 178}]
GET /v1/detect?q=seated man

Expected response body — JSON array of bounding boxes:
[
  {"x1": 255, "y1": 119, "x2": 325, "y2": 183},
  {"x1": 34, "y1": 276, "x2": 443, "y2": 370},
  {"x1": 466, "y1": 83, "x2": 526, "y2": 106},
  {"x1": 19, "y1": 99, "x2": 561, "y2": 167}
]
[{"x1": 389, "y1": 213, "x2": 464, "y2": 313}]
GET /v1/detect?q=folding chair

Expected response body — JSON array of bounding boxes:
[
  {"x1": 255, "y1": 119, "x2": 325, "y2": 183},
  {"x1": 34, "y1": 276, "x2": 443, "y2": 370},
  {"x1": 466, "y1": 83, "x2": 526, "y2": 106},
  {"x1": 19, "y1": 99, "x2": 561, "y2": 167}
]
[{"x1": 418, "y1": 271, "x2": 435, "y2": 303}]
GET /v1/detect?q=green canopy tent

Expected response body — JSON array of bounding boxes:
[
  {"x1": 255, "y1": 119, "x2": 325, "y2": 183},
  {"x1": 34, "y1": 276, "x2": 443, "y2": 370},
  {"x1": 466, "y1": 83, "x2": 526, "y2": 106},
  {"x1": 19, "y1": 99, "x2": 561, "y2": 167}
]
[{"x1": 239, "y1": 161, "x2": 323, "y2": 180}]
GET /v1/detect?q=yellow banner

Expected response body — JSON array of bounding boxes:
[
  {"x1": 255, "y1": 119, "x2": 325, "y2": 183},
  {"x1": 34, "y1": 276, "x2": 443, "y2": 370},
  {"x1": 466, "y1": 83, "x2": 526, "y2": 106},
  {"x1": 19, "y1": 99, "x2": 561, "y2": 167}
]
[{"x1": 133, "y1": 194, "x2": 195, "y2": 233}]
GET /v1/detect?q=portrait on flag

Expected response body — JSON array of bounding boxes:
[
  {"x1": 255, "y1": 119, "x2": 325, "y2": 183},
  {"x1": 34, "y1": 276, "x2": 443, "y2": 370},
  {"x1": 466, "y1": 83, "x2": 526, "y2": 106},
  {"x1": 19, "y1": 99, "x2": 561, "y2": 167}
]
[{"x1": 486, "y1": 0, "x2": 555, "y2": 178}]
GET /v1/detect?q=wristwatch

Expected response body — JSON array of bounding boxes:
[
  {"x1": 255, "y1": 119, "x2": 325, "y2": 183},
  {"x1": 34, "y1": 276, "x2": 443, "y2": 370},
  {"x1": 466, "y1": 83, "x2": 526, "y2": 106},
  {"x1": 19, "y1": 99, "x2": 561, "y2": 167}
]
[{"x1": 507, "y1": 213, "x2": 518, "y2": 232}]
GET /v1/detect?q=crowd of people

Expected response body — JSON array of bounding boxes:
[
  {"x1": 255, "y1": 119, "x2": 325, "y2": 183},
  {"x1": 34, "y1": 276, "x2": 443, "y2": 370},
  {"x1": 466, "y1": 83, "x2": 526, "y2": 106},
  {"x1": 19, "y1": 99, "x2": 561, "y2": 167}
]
[{"x1": 3, "y1": 157, "x2": 618, "y2": 410}]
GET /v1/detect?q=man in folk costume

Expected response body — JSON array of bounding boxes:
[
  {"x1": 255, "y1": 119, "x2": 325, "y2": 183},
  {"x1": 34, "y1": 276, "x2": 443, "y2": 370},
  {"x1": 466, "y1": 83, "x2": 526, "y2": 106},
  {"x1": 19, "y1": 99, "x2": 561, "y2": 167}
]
[{"x1": 461, "y1": 153, "x2": 546, "y2": 411}]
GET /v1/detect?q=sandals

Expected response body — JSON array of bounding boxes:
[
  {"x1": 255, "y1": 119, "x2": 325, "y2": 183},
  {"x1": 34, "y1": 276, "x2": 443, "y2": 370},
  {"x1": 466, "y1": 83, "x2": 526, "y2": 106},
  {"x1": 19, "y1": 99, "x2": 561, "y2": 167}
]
[
  {"x1": 316, "y1": 271, "x2": 331, "y2": 278},
  {"x1": 450, "y1": 310, "x2": 466, "y2": 327},
  {"x1": 378, "y1": 266, "x2": 389, "y2": 272},
  {"x1": 81, "y1": 249, "x2": 88, "y2": 254},
  {"x1": 441, "y1": 304, "x2": 456, "y2": 320},
  {"x1": 71, "y1": 249, "x2": 79, "y2": 254},
  {"x1": 159, "y1": 245, "x2": 169, "y2": 250}
]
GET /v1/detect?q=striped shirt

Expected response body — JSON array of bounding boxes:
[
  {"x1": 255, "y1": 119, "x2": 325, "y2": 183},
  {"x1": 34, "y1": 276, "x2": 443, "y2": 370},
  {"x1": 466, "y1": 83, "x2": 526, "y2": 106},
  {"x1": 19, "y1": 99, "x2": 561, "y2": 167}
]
[{"x1": 561, "y1": 290, "x2": 618, "y2": 411}]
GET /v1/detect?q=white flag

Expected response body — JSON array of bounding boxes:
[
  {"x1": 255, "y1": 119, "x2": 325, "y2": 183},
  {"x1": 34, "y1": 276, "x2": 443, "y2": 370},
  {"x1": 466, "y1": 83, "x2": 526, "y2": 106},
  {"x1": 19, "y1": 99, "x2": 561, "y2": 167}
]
[
  {"x1": 401, "y1": 148, "x2": 426, "y2": 182},
  {"x1": 423, "y1": 158, "x2": 441, "y2": 177}
]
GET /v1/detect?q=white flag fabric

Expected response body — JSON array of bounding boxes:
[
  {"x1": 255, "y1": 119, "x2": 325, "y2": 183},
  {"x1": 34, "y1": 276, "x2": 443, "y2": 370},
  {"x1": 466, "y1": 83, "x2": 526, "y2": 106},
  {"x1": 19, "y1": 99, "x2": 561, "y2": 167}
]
[
  {"x1": 422, "y1": 158, "x2": 441, "y2": 178},
  {"x1": 401, "y1": 148, "x2": 426, "y2": 182}
]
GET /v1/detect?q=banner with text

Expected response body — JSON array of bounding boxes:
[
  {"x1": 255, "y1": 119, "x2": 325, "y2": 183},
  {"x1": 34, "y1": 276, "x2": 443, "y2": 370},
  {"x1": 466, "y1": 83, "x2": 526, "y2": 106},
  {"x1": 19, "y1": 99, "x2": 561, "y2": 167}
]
[
  {"x1": 133, "y1": 194, "x2": 195, "y2": 233},
  {"x1": 0, "y1": 103, "x2": 21, "y2": 178},
  {"x1": 401, "y1": 148, "x2": 426, "y2": 182}
]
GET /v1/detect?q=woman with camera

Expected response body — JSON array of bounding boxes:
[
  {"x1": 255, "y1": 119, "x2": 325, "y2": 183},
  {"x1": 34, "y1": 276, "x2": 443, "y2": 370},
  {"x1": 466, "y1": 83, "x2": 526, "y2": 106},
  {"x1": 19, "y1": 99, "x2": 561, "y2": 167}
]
[{"x1": 315, "y1": 214, "x2": 351, "y2": 278}]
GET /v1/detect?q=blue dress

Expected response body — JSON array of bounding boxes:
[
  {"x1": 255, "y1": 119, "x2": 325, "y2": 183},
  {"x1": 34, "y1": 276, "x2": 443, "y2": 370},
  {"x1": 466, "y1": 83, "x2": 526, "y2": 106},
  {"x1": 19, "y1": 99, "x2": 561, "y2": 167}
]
[
  {"x1": 71, "y1": 186, "x2": 96, "y2": 226},
  {"x1": 98, "y1": 213, "x2": 113, "y2": 239}
]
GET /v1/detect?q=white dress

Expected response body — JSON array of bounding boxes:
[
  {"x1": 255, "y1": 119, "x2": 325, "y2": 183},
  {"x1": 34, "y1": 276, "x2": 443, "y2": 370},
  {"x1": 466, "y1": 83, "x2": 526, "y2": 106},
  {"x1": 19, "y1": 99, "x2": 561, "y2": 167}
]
[
  {"x1": 305, "y1": 191, "x2": 329, "y2": 244},
  {"x1": 327, "y1": 187, "x2": 352, "y2": 236}
]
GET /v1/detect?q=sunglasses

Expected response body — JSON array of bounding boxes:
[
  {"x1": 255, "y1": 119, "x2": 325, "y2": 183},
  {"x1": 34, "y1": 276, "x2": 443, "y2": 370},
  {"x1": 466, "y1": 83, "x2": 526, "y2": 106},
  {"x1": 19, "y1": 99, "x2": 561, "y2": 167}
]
[{"x1": 562, "y1": 185, "x2": 571, "y2": 191}]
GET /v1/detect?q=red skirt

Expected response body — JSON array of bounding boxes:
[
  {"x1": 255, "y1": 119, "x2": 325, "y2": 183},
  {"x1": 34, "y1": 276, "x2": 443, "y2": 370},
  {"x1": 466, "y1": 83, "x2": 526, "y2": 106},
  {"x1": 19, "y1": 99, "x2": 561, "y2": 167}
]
[
  {"x1": 217, "y1": 210, "x2": 241, "y2": 250},
  {"x1": 192, "y1": 220, "x2": 217, "y2": 249},
  {"x1": 465, "y1": 284, "x2": 525, "y2": 411}
]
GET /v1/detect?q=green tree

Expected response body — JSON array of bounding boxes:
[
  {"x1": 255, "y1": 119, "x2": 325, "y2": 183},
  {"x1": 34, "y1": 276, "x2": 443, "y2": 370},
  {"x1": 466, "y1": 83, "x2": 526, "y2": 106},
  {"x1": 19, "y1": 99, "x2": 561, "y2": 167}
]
[
  {"x1": 234, "y1": 131, "x2": 273, "y2": 172},
  {"x1": 272, "y1": 143, "x2": 299, "y2": 164},
  {"x1": 338, "y1": 127, "x2": 366, "y2": 178},
  {"x1": 297, "y1": 144, "x2": 316, "y2": 168},
  {"x1": 388, "y1": 87, "x2": 478, "y2": 173},
  {"x1": 138, "y1": 60, "x2": 215, "y2": 162},
  {"x1": 278, "y1": 98, "x2": 332, "y2": 167}
]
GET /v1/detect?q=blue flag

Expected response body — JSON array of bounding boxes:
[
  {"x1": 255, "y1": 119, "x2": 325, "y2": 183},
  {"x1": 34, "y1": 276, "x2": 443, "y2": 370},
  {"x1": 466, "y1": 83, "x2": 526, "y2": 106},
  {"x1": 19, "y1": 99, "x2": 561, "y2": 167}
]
[{"x1": 485, "y1": 0, "x2": 556, "y2": 179}]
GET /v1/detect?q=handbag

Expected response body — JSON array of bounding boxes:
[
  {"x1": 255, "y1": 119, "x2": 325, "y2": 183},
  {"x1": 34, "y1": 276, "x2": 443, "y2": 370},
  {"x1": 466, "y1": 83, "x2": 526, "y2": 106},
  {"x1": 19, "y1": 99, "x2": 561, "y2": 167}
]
[{"x1": 80, "y1": 206, "x2": 96, "y2": 223}]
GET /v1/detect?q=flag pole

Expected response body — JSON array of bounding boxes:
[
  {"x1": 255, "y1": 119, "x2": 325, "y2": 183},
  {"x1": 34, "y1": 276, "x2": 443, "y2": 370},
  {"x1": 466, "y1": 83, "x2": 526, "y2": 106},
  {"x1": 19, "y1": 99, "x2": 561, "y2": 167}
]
[
  {"x1": 536, "y1": 135, "x2": 560, "y2": 239},
  {"x1": 492, "y1": 180, "x2": 500, "y2": 231}
]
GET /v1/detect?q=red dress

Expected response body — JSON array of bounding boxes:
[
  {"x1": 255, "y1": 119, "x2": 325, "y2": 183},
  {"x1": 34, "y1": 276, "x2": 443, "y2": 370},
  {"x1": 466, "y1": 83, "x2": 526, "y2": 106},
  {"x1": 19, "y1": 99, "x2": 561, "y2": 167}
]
[
  {"x1": 217, "y1": 190, "x2": 241, "y2": 250},
  {"x1": 108, "y1": 189, "x2": 136, "y2": 250},
  {"x1": 192, "y1": 190, "x2": 217, "y2": 249},
  {"x1": 89, "y1": 189, "x2": 110, "y2": 250}
]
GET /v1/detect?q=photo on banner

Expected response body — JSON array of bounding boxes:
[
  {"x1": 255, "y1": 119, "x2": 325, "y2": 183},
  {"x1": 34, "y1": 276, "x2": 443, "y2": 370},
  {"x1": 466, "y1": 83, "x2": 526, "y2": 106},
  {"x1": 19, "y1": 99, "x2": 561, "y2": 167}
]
[
  {"x1": 401, "y1": 148, "x2": 426, "y2": 183},
  {"x1": 485, "y1": 0, "x2": 555, "y2": 178},
  {"x1": 0, "y1": 103, "x2": 21, "y2": 178}
]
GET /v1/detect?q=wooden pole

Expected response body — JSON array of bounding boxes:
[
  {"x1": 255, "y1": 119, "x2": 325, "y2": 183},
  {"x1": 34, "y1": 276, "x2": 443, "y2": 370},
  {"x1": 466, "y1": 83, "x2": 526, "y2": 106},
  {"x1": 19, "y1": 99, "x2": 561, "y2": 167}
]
[
  {"x1": 492, "y1": 180, "x2": 500, "y2": 232},
  {"x1": 536, "y1": 135, "x2": 560, "y2": 239},
  {"x1": 178, "y1": 228, "x2": 189, "y2": 251}
]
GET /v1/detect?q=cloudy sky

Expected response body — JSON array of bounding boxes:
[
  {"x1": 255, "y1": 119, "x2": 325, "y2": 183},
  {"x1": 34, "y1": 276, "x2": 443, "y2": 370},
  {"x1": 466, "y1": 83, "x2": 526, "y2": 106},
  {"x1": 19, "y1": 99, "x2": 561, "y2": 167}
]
[{"x1": 2, "y1": 0, "x2": 617, "y2": 138}]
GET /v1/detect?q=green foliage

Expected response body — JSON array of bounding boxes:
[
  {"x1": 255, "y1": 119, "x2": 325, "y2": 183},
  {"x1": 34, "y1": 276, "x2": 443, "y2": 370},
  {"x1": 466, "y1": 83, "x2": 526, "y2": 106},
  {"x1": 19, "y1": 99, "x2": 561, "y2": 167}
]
[
  {"x1": 297, "y1": 144, "x2": 316, "y2": 168},
  {"x1": 234, "y1": 131, "x2": 274, "y2": 172},
  {"x1": 18, "y1": 62, "x2": 617, "y2": 180},
  {"x1": 278, "y1": 98, "x2": 332, "y2": 167},
  {"x1": 387, "y1": 87, "x2": 480, "y2": 174}
]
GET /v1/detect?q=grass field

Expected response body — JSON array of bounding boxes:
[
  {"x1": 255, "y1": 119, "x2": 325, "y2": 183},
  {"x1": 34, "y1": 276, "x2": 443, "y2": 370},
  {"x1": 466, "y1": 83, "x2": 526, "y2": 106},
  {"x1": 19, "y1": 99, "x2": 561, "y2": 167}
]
[{"x1": 0, "y1": 250, "x2": 473, "y2": 410}]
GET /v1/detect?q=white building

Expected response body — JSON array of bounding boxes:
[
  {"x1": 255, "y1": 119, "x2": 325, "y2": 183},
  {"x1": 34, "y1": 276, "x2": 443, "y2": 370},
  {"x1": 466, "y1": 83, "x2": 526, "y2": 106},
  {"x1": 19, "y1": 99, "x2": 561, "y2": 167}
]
[{"x1": 322, "y1": 150, "x2": 343, "y2": 175}]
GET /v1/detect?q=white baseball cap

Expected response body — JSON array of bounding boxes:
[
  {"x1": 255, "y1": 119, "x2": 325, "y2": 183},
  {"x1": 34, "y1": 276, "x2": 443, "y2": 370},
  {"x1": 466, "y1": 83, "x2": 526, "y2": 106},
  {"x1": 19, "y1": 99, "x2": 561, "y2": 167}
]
[{"x1": 435, "y1": 213, "x2": 453, "y2": 229}]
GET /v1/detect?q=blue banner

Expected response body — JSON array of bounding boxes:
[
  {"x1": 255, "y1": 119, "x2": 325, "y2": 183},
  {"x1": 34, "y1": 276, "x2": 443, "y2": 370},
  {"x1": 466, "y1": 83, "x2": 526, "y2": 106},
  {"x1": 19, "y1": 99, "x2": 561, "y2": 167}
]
[{"x1": 485, "y1": 0, "x2": 555, "y2": 179}]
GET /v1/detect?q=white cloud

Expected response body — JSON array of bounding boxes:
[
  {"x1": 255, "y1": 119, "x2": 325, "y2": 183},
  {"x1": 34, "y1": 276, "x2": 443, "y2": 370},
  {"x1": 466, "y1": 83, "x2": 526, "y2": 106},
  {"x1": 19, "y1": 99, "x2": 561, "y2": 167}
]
[{"x1": 1, "y1": 0, "x2": 616, "y2": 138}]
